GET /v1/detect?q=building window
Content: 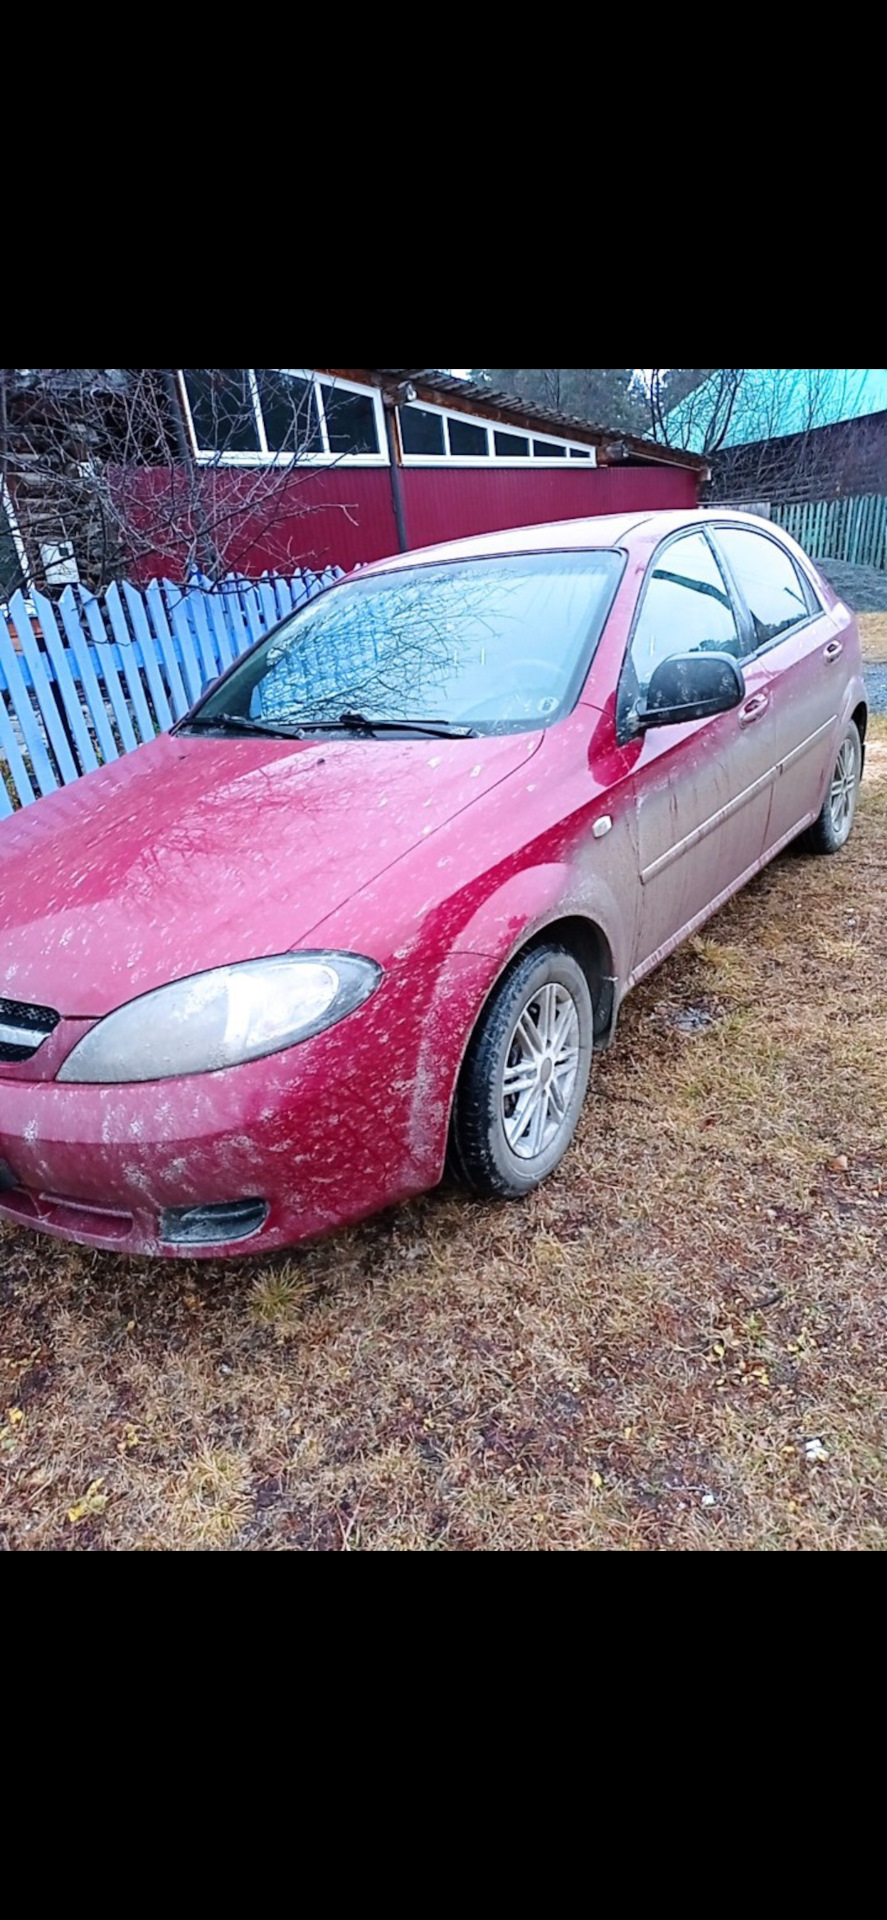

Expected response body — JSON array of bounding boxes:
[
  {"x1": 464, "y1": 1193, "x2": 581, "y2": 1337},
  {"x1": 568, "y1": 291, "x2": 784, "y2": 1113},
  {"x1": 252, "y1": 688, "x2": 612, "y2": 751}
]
[
  {"x1": 0, "y1": 487, "x2": 28, "y2": 602},
  {"x1": 179, "y1": 370, "x2": 386, "y2": 464},
  {"x1": 179, "y1": 372, "x2": 599, "y2": 468},
  {"x1": 323, "y1": 388, "x2": 380, "y2": 455},
  {"x1": 400, "y1": 406, "x2": 447, "y2": 456},
  {"x1": 400, "y1": 399, "x2": 597, "y2": 466},
  {"x1": 255, "y1": 372, "x2": 322, "y2": 454},
  {"x1": 183, "y1": 370, "x2": 262, "y2": 455},
  {"x1": 448, "y1": 416, "x2": 489, "y2": 457},
  {"x1": 494, "y1": 430, "x2": 530, "y2": 458}
]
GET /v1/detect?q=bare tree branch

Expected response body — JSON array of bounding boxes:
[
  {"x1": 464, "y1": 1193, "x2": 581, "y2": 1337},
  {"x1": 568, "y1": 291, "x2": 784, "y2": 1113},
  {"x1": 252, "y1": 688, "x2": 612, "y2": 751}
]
[{"x1": 2, "y1": 369, "x2": 363, "y2": 595}]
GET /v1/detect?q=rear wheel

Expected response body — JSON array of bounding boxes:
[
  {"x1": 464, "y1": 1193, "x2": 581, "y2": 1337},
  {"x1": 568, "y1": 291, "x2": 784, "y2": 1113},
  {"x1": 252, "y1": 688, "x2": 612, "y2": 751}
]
[
  {"x1": 451, "y1": 945, "x2": 594, "y2": 1199},
  {"x1": 806, "y1": 721, "x2": 862, "y2": 854}
]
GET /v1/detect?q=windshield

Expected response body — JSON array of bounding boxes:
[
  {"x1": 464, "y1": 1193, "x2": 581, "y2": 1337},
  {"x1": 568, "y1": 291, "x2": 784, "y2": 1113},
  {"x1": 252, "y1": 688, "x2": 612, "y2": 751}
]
[{"x1": 188, "y1": 550, "x2": 624, "y2": 738}]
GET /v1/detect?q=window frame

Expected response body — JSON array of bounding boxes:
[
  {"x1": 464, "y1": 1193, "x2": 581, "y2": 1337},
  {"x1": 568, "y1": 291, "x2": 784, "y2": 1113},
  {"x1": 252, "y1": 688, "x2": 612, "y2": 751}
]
[
  {"x1": 706, "y1": 521, "x2": 823, "y2": 661},
  {"x1": 178, "y1": 372, "x2": 601, "y2": 470},
  {"x1": 615, "y1": 525, "x2": 746, "y2": 744},
  {"x1": 397, "y1": 395, "x2": 599, "y2": 467},
  {"x1": 178, "y1": 370, "x2": 389, "y2": 468}
]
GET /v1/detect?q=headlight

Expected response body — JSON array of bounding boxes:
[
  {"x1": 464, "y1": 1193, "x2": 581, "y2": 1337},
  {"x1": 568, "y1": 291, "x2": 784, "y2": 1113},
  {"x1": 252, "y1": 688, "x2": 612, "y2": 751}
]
[{"x1": 57, "y1": 953, "x2": 381, "y2": 1085}]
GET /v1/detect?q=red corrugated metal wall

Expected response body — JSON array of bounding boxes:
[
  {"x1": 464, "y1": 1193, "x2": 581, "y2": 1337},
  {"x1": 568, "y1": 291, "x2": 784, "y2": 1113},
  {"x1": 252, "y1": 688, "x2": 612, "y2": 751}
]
[
  {"x1": 227, "y1": 469, "x2": 400, "y2": 573},
  {"x1": 400, "y1": 465, "x2": 697, "y2": 552},
  {"x1": 120, "y1": 467, "x2": 400, "y2": 579},
  {"x1": 123, "y1": 462, "x2": 698, "y2": 580}
]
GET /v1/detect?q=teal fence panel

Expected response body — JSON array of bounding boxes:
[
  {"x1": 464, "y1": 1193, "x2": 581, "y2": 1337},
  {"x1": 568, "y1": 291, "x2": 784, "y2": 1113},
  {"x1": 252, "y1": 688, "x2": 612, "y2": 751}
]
[
  {"x1": 0, "y1": 565, "x2": 340, "y2": 813},
  {"x1": 771, "y1": 494, "x2": 887, "y2": 570}
]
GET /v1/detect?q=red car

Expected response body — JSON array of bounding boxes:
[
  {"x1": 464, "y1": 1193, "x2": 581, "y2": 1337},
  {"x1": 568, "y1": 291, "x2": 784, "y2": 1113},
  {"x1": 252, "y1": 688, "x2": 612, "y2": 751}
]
[{"x1": 0, "y1": 510, "x2": 866, "y2": 1258}]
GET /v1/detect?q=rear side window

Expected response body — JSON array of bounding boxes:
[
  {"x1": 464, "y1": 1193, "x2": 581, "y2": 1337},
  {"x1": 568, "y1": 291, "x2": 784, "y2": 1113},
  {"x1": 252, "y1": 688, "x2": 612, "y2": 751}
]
[{"x1": 716, "y1": 529, "x2": 814, "y2": 649}]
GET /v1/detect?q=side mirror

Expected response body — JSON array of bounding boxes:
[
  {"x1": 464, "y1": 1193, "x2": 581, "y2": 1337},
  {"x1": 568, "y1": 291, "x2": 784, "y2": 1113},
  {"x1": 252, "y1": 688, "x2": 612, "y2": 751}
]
[{"x1": 637, "y1": 652, "x2": 745, "y2": 731}]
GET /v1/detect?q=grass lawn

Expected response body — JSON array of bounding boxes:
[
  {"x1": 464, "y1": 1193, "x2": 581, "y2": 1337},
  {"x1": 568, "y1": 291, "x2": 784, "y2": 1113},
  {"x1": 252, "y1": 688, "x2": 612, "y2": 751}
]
[
  {"x1": 2, "y1": 720, "x2": 886, "y2": 1552},
  {"x1": 860, "y1": 613, "x2": 887, "y2": 663}
]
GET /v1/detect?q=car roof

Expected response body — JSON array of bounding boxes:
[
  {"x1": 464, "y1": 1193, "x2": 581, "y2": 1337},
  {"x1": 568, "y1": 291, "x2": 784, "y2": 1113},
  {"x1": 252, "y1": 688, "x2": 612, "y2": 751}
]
[{"x1": 359, "y1": 508, "x2": 780, "y2": 575}]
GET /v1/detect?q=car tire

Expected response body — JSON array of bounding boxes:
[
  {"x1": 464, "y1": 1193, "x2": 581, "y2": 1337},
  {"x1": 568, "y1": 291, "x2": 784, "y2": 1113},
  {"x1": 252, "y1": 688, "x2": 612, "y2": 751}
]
[
  {"x1": 805, "y1": 720, "x2": 863, "y2": 855},
  {"x1": 450, "y1": 944, "x2": 594, "y2": 1199}
]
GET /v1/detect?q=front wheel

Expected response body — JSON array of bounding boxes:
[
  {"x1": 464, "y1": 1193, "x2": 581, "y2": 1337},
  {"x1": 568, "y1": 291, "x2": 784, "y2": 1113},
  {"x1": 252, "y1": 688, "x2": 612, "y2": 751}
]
[
  {"x1": 806, "y1": 720, "x2": 862, "y2": 854},
  {"x1": 450, "y1": 945, "x2": 594, "y2": 1199}
]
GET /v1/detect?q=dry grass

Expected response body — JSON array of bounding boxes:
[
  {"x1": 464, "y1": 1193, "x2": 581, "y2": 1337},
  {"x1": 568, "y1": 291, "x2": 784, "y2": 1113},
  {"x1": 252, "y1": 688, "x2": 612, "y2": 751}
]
[
  {"x1": 859, "y1": 613, "x2": 887, "y2": 663},
  {"x1": 3, "y1": 723, "x2": 887, "y2": 1552}
]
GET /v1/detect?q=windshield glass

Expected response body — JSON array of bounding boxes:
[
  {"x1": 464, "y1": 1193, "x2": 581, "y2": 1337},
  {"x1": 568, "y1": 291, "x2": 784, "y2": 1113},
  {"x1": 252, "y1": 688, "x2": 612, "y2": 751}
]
[{"x1": 190, "y1": 550, "x2": 624, "y2": 737}]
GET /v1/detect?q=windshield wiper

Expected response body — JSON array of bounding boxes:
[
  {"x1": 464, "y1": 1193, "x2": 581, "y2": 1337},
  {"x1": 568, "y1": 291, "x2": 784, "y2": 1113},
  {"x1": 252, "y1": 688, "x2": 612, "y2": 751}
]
[
  {"x1": 306, "y1": 712, "x2": 479, "y2": 739},
  {"x1": 182, "y1": 710, "x2": 478, "y2": 741},
  {"x1": 181, "y1": 713, "x2": 307, "y2": 739}
]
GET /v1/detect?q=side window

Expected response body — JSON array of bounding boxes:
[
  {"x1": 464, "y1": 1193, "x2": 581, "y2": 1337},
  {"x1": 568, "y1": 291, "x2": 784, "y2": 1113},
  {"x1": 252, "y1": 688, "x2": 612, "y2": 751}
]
[
  {"x1": 620, "y1": 532, "x2": 742, "y2": 728},
  {"x1": 715, "y1": 529, "x2": 813, "y2": 650}
]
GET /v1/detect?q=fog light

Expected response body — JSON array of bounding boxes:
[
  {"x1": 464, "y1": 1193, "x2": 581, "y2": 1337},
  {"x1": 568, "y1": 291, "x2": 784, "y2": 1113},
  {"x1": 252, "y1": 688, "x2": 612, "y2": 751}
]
[{"x1": 160, "y1": 1199, "x2": 269, "y2": 1245}]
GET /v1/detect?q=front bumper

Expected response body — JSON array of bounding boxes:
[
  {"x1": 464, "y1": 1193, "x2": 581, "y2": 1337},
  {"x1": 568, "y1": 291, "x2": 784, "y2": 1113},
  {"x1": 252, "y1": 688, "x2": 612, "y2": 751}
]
[
  {"x1": 0, "y1": 952, "x2": 494, "y2": 1259},
  {"x1": 0, "y1": 1047, "x2": 407, "y2": 1256}
]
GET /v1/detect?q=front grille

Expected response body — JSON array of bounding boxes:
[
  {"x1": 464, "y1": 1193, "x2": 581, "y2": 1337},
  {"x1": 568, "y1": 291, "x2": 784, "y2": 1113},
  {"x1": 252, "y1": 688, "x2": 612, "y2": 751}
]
[{"x1": 0, "y1": 995, "x2": 60, "y2": 1063}]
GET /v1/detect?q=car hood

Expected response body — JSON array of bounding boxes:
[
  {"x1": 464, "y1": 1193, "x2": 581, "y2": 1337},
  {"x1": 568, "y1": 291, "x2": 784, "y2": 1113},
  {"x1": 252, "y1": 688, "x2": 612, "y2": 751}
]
[{"x1": 0, "y1": 728, "x2": 542, "y2": 1016}]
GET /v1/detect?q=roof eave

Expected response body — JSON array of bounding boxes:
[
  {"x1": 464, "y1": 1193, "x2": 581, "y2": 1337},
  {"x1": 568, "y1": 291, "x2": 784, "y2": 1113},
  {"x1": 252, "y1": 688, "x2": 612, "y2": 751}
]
[{"x1": 322, "y1": 369, "x2": 709, "y2": 475}]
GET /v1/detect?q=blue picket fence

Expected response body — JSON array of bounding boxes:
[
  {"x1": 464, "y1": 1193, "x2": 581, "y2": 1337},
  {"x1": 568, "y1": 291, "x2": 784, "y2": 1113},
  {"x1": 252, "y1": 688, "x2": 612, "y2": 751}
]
[{"x1": 0, "y1": 566, "x2": 342, "y2": 816}]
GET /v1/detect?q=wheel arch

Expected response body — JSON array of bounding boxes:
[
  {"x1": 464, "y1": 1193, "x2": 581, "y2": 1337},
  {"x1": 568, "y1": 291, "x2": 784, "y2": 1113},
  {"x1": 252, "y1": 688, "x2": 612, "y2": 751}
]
[
  {"x1": 452, "y1": 909, "x2": 619, "y2": 1085},
  {"x1": 449, "y1": 862, "x2": 627, "y2": 1044},
  {"x1": 511, "y1": 914, "x2": 617, "y2": 1046},
  {"x1": 447, "y1": 924, "x2": 602, "y2": 1198}
]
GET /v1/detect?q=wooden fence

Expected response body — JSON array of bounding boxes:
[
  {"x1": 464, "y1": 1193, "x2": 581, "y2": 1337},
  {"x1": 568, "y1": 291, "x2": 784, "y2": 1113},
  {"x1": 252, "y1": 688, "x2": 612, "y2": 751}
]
[
  {"x1": 0, "y1": 567, "x2": 341, "y2": 817},
  {"x1": 771, "y1": 493, "x2": 887, "y2": 570}
]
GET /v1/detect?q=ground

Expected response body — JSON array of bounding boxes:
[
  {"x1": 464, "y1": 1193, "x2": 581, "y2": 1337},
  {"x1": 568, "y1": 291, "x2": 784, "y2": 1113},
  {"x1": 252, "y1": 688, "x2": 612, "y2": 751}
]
[
  {"x1": 860, "y1": 613, "x2": 887, "y2": 716},
  {"x1": 860, "y1": 615, "x2": 887, "y2": 664},
  {"x1": 2, "y1": 715, "x2": 886, "y2": 1552},
  {"x1": 826, "y1": 575, "x2": 887, "y2": 712},
  {"x1": 816, "y1": 560, "x2": 887, "y2": 617}
]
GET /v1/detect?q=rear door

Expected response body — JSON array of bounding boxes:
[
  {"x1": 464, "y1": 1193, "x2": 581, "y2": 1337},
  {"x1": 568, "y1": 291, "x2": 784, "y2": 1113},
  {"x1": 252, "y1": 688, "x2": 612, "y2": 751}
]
[
  {"x1": 616, "y1": 530, "x2": 775, "y2": 977},
  {"x1": 711, "y1": 526, "x2": 843, "y2": 851}
]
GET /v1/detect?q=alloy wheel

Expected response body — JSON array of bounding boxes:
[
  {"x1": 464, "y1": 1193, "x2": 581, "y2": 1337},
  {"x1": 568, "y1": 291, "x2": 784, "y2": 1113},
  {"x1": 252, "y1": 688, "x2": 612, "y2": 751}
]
[
  {"x1": 500, "y1": 981, "x2": 582, "y2": 1161},
  {"x1": 829, "y1": 734, "x2": 859, "y2": 844}
]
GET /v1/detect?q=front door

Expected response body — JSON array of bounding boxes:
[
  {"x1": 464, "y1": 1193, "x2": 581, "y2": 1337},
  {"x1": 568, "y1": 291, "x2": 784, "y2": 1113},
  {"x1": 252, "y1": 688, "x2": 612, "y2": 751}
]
[{"x1": 615, "y1": 529, "x2": 775, "y2": 978}]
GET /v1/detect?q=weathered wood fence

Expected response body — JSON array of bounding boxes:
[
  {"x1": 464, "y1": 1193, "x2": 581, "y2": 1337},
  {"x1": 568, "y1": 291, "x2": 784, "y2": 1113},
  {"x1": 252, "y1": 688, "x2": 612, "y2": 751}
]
[
  {"x1": 0, "y1": 567, "x2": 341, "y2": 816},
  {"x1": 771, "y1": 493, "x2": 887, "y2": 570}
]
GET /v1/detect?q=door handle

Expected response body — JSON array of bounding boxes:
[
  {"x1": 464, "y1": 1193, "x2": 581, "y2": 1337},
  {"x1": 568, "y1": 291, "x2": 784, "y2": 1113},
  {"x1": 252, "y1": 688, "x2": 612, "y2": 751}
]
[
  {"x1": 739, "y1": 692, "x2": 770, "y2": 727},
  {"x1": 823, "y1": 640, "x2": 844, "y2": 663}
]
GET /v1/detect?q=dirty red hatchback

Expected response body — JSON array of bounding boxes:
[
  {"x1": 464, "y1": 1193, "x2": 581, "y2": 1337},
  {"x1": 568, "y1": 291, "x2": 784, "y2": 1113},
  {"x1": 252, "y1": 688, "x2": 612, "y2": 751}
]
[{"x1": 0, "y1": 511, "x2": 866, "y2": 1257}]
